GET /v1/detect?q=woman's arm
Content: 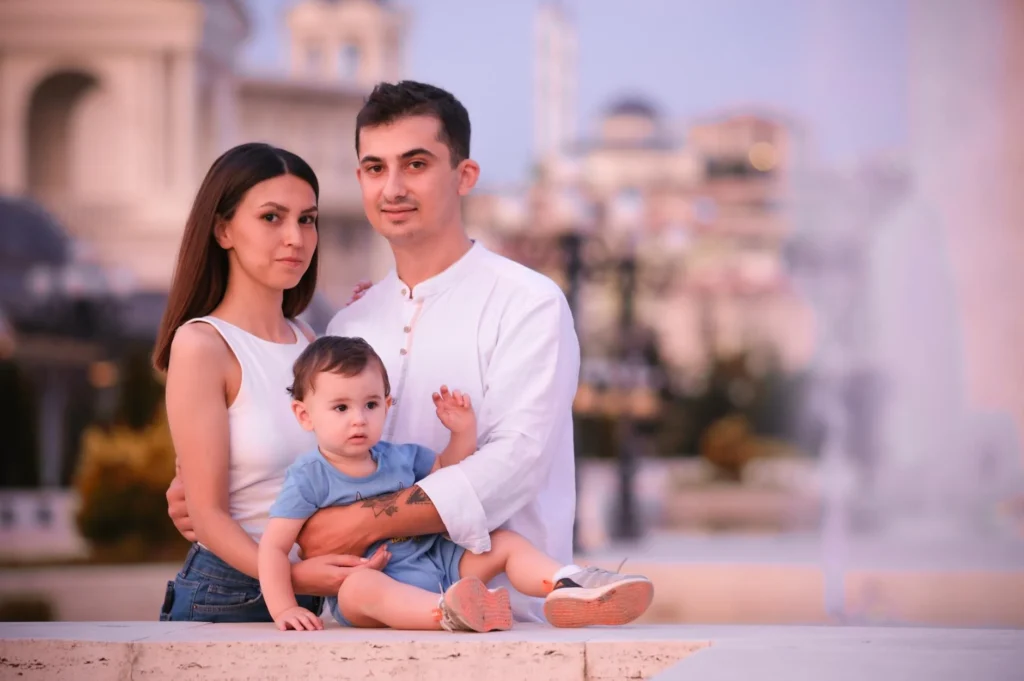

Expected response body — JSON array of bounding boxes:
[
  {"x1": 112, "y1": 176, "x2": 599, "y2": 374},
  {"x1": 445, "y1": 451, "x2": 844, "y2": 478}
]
[{"x1": 165, "y1": 323, "x2": 262, "y2": 578}]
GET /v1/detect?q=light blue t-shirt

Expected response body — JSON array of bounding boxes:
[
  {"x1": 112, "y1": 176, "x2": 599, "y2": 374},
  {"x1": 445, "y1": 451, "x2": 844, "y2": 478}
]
[{"x1": 268, "y1": 440, "x2": 466, "y2": 624}]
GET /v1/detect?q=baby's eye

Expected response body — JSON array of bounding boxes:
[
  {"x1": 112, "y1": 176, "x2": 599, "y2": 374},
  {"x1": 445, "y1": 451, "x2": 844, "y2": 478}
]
[
  {"x1": 335, "y1": 404, "x2": 348, "y2": 412},
  {"x1": 366, "y1": 401, "x2": 379, "y2": 410}
]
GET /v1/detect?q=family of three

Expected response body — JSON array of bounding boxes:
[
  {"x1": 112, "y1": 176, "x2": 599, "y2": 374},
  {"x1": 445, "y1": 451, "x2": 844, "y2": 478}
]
[{"x1": 155, "y1": 80, "x2": 654, "y2": 632}]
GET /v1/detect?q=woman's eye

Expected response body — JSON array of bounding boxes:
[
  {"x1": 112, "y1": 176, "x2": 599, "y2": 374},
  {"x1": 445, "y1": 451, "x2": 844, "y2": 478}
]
[
  {"x1": 299, "y1": 215, "x2": 317, "y2": 225},
  {"x1": 261, "y1": 213, "x2": 279, "y2": 223}
]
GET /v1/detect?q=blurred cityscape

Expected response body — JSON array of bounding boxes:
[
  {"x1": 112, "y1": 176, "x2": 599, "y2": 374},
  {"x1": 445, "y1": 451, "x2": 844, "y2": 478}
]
[{"x1": 1, "y1": 0, "x2": 1023, "y2": 628}]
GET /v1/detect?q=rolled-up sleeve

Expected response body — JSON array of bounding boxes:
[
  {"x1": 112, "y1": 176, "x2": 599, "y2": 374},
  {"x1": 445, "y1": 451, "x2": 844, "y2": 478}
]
[{"x1": 416, "y1": 291, "x2": 580, "y2": 553}]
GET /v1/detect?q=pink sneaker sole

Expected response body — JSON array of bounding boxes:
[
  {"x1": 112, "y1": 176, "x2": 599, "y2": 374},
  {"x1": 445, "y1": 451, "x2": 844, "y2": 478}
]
[
  {"x1": 543, "y1": 577, "x2": 654, "y2": 628},
  {"x1": 444, "y1": 578, "x2": 513, "y2": 632}
]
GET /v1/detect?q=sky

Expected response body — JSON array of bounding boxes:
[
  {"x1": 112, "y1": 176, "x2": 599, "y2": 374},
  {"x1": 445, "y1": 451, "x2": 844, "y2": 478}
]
[{"x1": 242, "y1": 0, "x2": 909, "y2": 188}]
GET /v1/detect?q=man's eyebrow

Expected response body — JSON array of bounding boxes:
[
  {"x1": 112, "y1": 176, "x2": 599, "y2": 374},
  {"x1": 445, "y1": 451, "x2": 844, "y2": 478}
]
[
  {"x1": 359, "y1": 148, "x2": 438, "y2": 165},
  {"x1": 400, "y1": 148, "x2": 437, "y2": 160}
]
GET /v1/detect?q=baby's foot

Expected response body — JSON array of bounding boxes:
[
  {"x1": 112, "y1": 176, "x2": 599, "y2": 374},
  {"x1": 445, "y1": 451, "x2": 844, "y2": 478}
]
[
  {"x1": 436, "y1": 577, "x2": 512, "y2": 632},
  {"x1": 543, "y1": 566, "x2": 654, "y2": 628}
]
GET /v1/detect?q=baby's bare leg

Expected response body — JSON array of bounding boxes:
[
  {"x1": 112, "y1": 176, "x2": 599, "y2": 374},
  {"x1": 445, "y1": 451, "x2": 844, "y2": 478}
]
[
  {"x1": 336, "y1": 570, "x2": 443, "y2": 630},
  {"x1": 458, "y1": 529, "x2": 563, "y2": 597}
]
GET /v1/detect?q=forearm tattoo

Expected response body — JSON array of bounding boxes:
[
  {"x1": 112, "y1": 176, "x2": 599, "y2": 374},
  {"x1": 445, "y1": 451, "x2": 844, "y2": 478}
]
[
  {"x1": 360, "y1": 490, "x2": 401, "y2": 518},
  {"x1": 406, "y1": 486, "x2": 432, "y2": 506}
]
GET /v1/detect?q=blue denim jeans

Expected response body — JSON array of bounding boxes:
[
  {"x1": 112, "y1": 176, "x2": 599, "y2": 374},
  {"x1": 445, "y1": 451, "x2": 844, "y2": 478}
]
[{"x1": 159, "y1": 543, "x2": 323, "y2": 623}]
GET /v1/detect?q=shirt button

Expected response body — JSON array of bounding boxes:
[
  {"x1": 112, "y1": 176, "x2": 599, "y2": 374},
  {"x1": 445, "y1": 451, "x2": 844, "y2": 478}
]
[
  {"x1": 400, "y1": 348, "x2": 407, "y2": 355},
  {"x1": 403, "y1": 326, "x2": 411, "y2": 333}
]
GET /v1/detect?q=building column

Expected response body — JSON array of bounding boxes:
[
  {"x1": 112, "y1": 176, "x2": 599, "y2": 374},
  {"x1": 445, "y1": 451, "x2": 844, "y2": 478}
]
[
  {"x1": 37, "y1": 368, "x2": 67, "y2": 490},
  {"x1": 169, "y1": 51, "x2": 198, "y2": 193},
  {"x1": 0, "y1": 60, "x2": 27, "y2": 194},
  {"x1": 909, "y1": 0, "x2": 1024, "y2": 450}
]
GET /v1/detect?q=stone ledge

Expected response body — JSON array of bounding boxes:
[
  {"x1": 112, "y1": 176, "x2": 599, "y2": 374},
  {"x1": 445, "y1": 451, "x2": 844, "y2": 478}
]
[
  {"x1": 2, "y1": 623, "x2": 1023, "y2": 681},
  {"x1": 0, "y1": 622, "x2": 708, "y2": 681}
]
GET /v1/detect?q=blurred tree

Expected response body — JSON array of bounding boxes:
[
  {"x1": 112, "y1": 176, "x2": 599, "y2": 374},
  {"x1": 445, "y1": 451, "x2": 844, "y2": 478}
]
[{"x1": 72, "y1": 347, "x2": 183, "y2": 562}]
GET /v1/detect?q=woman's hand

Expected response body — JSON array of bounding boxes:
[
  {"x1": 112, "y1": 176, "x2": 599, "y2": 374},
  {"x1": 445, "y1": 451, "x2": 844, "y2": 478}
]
[
  {"x1": 165, "y1": 472, "x2": 196, "y2": 542},
  {"x1": 291, "y1": 545, "x2": 390, "y2": 597}
]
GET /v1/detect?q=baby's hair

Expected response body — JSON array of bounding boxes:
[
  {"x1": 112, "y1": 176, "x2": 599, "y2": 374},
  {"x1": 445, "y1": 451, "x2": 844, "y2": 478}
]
[{"x1": 289, "y1": 336, "x2": 391, "y2": 401}]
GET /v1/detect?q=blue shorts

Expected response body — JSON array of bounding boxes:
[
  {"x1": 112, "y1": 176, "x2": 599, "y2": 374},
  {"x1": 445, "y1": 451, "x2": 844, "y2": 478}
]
[
  {"x1": 331, "y1": 535, "x2": 466, "y2": 626},
  {"x1": 160, "y1": 544, "x2": 323, "y2": 623}
]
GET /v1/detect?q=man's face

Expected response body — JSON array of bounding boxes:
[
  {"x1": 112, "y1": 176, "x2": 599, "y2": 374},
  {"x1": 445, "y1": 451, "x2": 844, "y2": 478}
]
[{"x1": 356, "y1": 115, "x2": 478, "y2": 246}]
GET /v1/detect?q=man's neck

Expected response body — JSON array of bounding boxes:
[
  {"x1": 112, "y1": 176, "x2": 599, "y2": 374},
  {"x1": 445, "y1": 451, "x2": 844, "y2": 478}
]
[{"x1": 392, "y1": 231, "x2": 473, "y2": 294}]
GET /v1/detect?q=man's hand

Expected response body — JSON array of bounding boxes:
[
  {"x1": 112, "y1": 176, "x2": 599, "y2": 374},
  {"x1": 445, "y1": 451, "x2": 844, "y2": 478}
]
[
  {"x1": 165, "y1": 473, "x2": 196, "y2": 542},
  {"x1": 291, "y1": 546, "x2": 389, "y2": 597},
  {"x1": 345, "y1": 280, "x2": 373, "y2": 308},
  {"x1": 432, "y1": 385, "x2": 476, "y2": 435}
]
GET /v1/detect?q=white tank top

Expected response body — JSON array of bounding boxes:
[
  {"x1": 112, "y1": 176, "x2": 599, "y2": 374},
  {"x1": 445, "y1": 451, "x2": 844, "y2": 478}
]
[{"x1": 185, "y1": 316, "x2": 317, "y2": 546}]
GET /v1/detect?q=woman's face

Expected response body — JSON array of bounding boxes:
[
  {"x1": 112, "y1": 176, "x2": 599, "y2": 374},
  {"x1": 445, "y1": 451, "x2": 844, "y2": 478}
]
[{"x1": 216, "y1": 174, "x2": 318, "y2": 291}]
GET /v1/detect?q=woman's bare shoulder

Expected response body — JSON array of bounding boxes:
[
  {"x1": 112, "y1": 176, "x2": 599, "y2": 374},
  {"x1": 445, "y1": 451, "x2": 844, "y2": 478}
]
[{"x1": 167, "y1": 322, "x2": 231, "y2": 373}]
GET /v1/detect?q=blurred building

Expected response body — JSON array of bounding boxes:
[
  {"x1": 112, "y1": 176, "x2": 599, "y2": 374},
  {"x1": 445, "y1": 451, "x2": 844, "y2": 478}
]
[
  {"x1": 0, "y1": 0, "x2": 401, "y2": 310},
  {"x1": 468, "y1": 3, "x2": 814, "y2": 397}
]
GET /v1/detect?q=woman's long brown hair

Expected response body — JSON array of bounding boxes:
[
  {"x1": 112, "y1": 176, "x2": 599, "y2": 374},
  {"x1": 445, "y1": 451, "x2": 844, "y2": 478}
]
[{"x1": 152, "y1": 143, "x2": 320, "y2": 372}]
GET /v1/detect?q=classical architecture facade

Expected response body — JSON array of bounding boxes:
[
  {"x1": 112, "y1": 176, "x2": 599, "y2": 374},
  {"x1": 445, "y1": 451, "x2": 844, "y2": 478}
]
[
  {"x1": 0, "y1": 0, "x2": 402, "y2": 507},
  {"x1": 0, "y1": 0, "x2": 401, "y2": 306}
]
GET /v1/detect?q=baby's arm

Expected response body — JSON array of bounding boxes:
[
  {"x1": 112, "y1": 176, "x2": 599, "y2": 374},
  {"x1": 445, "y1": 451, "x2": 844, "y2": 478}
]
[
  {"x1": 431, "y1": 385, "x2": 477, "y2": 471},
  {"x1": 259, "y1": 519, "x2": 322, "y2": 631}
]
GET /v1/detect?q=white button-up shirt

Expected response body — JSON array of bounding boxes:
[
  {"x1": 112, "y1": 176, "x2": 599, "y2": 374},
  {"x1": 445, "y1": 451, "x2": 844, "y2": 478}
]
[{"x1": 326, "y1": 242, "x2": 580, "y2": 621}]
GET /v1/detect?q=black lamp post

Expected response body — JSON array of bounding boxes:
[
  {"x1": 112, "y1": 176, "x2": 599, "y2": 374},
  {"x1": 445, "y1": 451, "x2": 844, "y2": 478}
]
[{"x1": 557, "y1": 226, "x2": 672, "y2": 543}]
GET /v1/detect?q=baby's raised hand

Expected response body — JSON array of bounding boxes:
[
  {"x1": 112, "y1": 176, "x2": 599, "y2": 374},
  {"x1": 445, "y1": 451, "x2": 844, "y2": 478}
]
[{"x1": 432, "y1": 385, "x2": 476, "y2": 435}]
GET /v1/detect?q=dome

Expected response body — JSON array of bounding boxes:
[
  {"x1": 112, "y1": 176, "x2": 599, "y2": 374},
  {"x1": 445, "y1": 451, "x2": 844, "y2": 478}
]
[
  {"x1": 605, "y1": 97, "x2": 660, "y2": 120},
  {"x1": 0, "y1": 197, "x2": 70, "y2": 266}
]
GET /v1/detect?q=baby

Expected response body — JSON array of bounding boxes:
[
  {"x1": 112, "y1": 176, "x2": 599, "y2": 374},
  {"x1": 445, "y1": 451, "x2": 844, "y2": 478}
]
[{"x1": 258, "y1": 336, "x2": 653, "y2": 632}]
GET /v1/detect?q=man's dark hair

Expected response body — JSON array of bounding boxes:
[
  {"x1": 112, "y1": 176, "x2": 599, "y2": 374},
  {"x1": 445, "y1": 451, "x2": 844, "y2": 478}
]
[
  {"x1": 355, "y1": 80, "x2": 471, "y2": 166},
  {"x1": 289, "y1": 336, "x2": 390, "y2": 401}
]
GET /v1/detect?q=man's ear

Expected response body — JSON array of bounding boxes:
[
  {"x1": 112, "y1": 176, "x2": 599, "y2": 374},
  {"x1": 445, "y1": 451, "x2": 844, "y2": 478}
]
[
  {"x1": 456, "y1": 159, "x2": 480, "y2": 196},
  {"x1": 292, "y1": 399, "x2": 314, "y2": 432}
]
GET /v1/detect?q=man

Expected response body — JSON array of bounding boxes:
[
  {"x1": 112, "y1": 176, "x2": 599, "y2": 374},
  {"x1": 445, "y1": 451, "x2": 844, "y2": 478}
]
[{"x1": 169, "y1": 81, "x2": 652, "y2": 623}]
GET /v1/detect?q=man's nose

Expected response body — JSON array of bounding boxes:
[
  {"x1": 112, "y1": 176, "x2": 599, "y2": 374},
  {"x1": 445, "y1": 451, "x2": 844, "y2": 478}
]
[{"x1": 382, "y1": 169, "x2": 407, "y2": 202}]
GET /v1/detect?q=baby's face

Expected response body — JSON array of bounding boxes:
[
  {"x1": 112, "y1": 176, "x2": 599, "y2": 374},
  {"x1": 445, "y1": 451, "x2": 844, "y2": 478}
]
[{"x1": 298, "y1": 367, "x2": 389, "y2": 458}]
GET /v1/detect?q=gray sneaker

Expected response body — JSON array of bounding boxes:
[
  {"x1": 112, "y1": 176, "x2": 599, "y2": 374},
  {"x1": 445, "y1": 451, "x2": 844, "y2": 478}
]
[
  {"x1": 543, "y1": 566, "x2": 654, "y2": 628},
  {"x1": 436, "y1": 577, "x2": 513, "y2": 632}
]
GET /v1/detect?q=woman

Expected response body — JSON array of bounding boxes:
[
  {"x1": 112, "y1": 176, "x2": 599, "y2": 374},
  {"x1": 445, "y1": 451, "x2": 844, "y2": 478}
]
[{"x1": 153, "y1": 143, "x2": 387, "y2": 622}]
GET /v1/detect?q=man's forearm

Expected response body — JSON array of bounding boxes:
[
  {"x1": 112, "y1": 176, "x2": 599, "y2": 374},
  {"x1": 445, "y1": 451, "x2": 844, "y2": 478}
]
[{"x1": 297, "y1": 486, "x2": 445, "y2": 558}]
